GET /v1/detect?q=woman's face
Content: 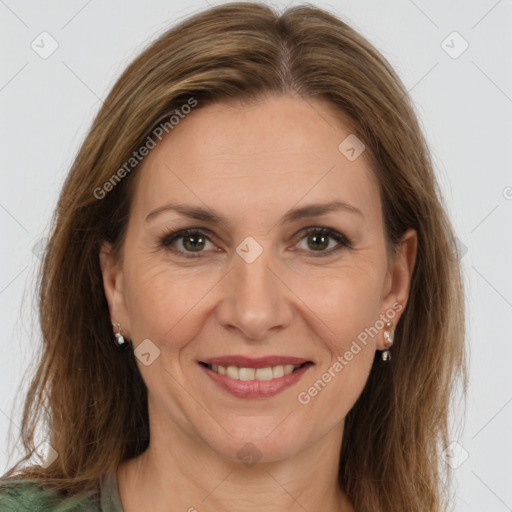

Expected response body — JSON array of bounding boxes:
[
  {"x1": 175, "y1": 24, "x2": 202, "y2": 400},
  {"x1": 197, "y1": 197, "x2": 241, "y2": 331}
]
[{"x1": 101, "y1": 95, "x2": 416, "y2": 463}]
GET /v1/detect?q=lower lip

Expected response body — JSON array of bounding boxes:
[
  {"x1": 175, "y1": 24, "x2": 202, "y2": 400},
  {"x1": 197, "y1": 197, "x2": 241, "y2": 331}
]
[{"x1": 199, "y1": 363, "x2": 313, "y2": 399}]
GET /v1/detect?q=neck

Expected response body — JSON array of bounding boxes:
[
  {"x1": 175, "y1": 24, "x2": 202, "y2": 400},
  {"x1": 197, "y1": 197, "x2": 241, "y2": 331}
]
[{"x1": 117, "y1": 412, "x2": 353, "y2": 512}]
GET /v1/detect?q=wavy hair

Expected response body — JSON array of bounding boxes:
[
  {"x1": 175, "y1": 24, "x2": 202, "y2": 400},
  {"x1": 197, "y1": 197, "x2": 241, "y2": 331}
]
[{"x1": 2, "y1": 2, "x2": 466, "y2": 511}]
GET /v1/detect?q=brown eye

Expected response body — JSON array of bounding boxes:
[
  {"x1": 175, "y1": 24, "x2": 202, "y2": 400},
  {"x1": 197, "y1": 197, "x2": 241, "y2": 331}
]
[
  {"x1": 161, "y1": 229, "x2": 215, "y2": 258},
  {"x1": 181, "y1": 233, "x2": 206, "y2": 252},
  {"x1": 295, "y1": 227, "x2": 352, "y2": 256},
  {"x1": 306, "y1": 232, "x2": 330, "y2": 251}
]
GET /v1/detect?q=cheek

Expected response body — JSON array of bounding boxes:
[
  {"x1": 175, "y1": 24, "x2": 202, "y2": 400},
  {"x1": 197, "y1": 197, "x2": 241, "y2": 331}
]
[
  {"x1": 123, "y1": 255, "x2": 220, "y2": 344},
  {"x1": 292, "y1": 261, "x2": 385, "y2": 346},
  {"x1": 294, "y1": 272, "x2": 381, "y2": 425},
  {"x1": 316, "y1": 283, "x2": 380, "y2": 376},
  {"x1": 297, "y1": 346, "x2": 374, "y2": 437}
]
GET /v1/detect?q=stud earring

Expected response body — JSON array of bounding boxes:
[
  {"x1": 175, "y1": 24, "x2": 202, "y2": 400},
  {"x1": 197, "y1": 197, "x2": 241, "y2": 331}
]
[
  {"x1": 381, "y1": 321, "x2": 394, "y2": 361},
  {"x1": 112, "y1": 322, "x2": 129, "y2": 350}
]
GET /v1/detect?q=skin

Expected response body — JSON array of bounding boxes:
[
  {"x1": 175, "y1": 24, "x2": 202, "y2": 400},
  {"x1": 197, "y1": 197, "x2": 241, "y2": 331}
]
[{"x1": 100, "y1": 94, "x2": 417, "y2": 512}]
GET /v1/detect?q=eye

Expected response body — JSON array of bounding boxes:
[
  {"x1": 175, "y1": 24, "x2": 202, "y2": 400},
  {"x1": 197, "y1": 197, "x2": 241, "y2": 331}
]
[
  {"x1": 159, "y1": 226, "x2": 352, "y2": 259},
  {"x1": 294, "y1": 227, "x2": 352, "y2": 256},
  {"x1": 160, "y1": 229, "x2": 216, "y2": 258}
]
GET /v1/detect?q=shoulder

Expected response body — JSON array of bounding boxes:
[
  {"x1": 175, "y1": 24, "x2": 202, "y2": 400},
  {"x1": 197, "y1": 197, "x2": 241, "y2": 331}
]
[{"x1": 0, "y1": 479, "x2": 100, "y2": 512}]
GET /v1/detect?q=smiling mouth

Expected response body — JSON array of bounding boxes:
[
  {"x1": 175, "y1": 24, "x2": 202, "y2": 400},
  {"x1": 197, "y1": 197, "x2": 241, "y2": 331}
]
[{"x1": 198, "y1": 361, "x2": 312, "y2": 381}]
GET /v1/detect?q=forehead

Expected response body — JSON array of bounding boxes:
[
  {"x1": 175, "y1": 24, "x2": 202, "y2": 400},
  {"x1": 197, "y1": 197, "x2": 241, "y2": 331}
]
[{"x1": 132, "y1": 95, "x2": 381, "y2": 223}]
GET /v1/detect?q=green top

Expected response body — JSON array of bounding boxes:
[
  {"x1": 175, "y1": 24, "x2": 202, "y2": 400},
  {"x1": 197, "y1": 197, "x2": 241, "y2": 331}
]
[{"x1": 0, "y1": 472, "x2": 124, "y2": 511}]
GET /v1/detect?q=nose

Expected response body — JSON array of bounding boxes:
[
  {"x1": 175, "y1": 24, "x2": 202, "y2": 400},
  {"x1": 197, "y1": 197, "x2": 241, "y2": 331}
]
[{"x1": 215, "y1": 244, "x2": 293, "y2": 341}]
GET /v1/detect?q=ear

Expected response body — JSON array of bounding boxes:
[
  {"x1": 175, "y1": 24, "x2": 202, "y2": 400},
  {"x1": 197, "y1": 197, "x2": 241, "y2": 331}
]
[
  {"x1": 378, "y1": 228, "x2": 417, "y2": 349},
  {"x1": 99, "y1": 241, "x2": 131, "y2": 338}
]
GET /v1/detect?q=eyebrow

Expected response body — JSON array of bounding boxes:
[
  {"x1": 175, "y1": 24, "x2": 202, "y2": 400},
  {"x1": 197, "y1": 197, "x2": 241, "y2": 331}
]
[{"x1": 145, "y1": 199, "x2": 364, "y2": 226}]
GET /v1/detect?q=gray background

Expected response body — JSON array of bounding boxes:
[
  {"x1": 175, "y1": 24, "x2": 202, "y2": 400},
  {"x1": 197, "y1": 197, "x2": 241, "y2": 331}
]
[{"x1": 1, "y1": 0, "x2": 511, "y2": 510}]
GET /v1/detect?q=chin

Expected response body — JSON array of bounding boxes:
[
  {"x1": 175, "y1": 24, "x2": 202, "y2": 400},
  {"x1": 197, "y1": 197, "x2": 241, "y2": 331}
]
[{"x1": 197, "y1": 418, "x2": 313, "y2": 466}]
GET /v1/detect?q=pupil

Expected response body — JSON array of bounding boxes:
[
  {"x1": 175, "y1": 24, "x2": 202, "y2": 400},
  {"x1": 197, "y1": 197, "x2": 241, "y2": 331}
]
[
  {"x1": 308, "y1": 233, "x2": 328, "y2": 251},
  {"x1": 184, "y1": 235, "x2": 205, "y2": 251}
]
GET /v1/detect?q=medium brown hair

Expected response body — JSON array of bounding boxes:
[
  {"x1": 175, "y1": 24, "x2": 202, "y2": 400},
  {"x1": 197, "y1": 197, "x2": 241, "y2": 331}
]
[{"x1": 2, "y1": 2, "x2": 466, "y2": 510}]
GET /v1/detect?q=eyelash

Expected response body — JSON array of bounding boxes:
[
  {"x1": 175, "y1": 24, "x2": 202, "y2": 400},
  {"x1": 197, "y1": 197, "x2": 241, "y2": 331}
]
[{"x1": 159, "y1": 226, "x2": 352, "y2": 259}]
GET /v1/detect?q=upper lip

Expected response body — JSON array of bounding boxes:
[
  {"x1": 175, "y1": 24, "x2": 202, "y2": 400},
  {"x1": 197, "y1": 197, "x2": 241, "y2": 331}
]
[{"x1": 200, "y1": 355, "x2": 312, "y2": 369}]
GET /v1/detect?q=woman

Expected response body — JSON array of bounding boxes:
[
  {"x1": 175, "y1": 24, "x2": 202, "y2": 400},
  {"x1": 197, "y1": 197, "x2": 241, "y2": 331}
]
[{"x1": 0, "y1": 2, "x2": 465, "y2": 511}]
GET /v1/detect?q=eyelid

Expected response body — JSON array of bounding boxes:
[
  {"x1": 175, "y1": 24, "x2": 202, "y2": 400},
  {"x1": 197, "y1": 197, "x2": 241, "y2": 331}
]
[
  {"x1": 160, "y1": 227, "x2": 215, "y2": 247},
  {"x1": 298, "y1": 226, "x2": 352, "y2": 248}
]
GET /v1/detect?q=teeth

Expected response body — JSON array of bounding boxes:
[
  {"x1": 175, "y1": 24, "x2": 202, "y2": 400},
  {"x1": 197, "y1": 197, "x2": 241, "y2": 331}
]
[
  {"x1": 208, "y1": 363, "x2": 302, "y2": 380},
  {"x1": 226, "y1": 366, "x2": 239, "y2": 379},
  {"x1": 272, "y1": 365, "x2": 284, "y2": 378},
  {"x1": 255, "y1": 367, "x2": 273, "y2": 380},
  {"x1": 239, "y1": 367, "x2": 255, "y2": 381}
]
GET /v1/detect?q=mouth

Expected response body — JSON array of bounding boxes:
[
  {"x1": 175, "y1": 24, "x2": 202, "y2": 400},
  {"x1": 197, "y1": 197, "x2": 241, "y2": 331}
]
[
  {"x1": 198, "y1": 361, "x2": 311, "y2": 380},
  {"x1": 197, "y1": 358, "x2": 314, "y2": 399}
]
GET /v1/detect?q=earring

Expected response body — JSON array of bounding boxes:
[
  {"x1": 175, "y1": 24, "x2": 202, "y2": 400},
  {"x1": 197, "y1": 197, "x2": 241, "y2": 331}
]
[
  {"x1": 381, "y1": 321, "x2": 394, "y2": 361},
  {"x1": 112, "y1": 322, "x2": 129, "y2": 350}
]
